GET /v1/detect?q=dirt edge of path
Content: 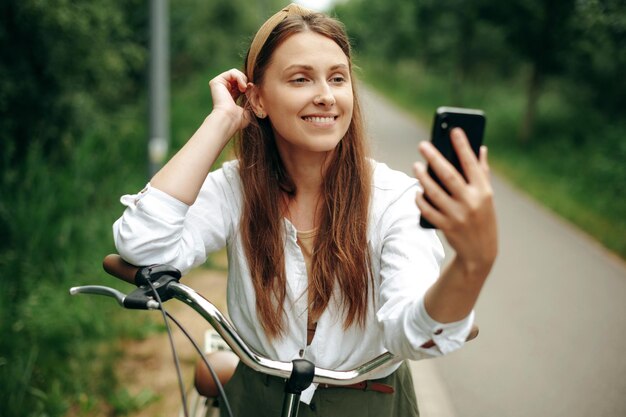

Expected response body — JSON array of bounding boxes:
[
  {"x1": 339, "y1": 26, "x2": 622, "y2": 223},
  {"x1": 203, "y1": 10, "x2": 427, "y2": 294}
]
[{"x1": 116, "y1": 267, "x2": 228, "y2": 417}]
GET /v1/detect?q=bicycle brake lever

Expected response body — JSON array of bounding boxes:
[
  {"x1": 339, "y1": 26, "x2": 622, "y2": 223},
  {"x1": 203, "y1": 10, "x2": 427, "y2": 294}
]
[{"x1": 69, "y1": 285, "x2": 160, "y2": 309}]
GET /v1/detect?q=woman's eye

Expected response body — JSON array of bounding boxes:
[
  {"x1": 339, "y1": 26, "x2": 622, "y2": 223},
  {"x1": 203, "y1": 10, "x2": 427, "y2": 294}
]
[
  {"x1": 330, "y1": 76, "x2": 347, "y2": 83},
  {"x1": 290, "y1": 77, "x2": 309, "y2": 84}
]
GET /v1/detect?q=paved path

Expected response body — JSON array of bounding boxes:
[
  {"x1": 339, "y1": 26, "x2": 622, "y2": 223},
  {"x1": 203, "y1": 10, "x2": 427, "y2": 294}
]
[{"x1": 359, "y1": 85, "x2": 626, "y2": 417}]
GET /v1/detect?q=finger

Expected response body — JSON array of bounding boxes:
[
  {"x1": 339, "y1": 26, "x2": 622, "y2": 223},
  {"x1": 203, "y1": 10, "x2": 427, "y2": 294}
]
[
  {"x1": 222, "y1": 68, "x2": 247, "y2": 88},
  {"x1": 418, "y1": 141, "x2": 466, "y2": 197},
  {"x1": 226, "y1": 79, "x2": 245, "y2": 100},
  {"x1": 413, "y1": 160, "x2": 456, "y2": 215},
  {"x1": 211, "y1": 69, "x2": 248, "y2": 98},
  {"x1": 479, "y1": 145, "x2": 490, "y2": 174},
  {"x1": 210, "y1": 69, "x2": 239, "y2": 86},
  {"x1": 230, "y1": 69, "x2": 248, "y2": 93},
  {"x1": 450, "y1": 128, "x2": 482, "y2": 184},
  {"x1": 414, "y1": 186, "x2": 447, "y2": 229}
]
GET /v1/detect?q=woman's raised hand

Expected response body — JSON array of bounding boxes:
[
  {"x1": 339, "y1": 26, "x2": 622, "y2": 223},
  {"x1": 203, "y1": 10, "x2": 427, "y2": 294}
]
[
  {"x1": 148, "y1": 69, "x2": 254, "y2": 205},
  {"x1": 208, "y1": 69, "x2": 252, "y2": 133},
  {"x1": 413, "y1": 128, "x2": 498, "y2": 278}
]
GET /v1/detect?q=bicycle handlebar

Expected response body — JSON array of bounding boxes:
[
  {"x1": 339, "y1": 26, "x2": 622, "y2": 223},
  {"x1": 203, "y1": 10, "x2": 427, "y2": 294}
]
[
  {"x1": 169, "y1": 281, "x2": 397, "y2": 384},
  {"x1": 72, "y1": 254, "x2": 478, "y2": 386},
  {"x1": 102, "y1": 253, "x2": 140, "y2": 285}
]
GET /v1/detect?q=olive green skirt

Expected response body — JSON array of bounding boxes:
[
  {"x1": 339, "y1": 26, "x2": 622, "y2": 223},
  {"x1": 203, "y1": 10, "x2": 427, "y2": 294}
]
[{"x1": 220, "y1": 360, "x2": 419, "y2": 417}]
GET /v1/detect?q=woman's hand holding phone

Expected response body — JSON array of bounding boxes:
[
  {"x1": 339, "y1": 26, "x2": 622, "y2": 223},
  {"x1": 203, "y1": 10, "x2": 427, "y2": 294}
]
[
  {"x1": 413, "y1": 128, "x2": 498, "y2": 276},
  {"x1": 414, "y1": 129, "x2": 497, "y2": 323}
]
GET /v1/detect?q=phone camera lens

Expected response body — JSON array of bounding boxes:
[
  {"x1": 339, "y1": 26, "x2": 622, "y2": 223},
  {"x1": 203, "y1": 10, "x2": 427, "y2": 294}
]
[{"x1": 440, "y1": 115, "x2": 449, "y2": 130}]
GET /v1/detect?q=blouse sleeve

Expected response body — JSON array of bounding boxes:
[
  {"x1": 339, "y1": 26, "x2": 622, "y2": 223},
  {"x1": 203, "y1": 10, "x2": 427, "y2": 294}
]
[
  {"x1": 375, "y1": 181, "x2": 475, "y2": 359},
  {"x1": 112, "y1": 165, "x2": 237, "y2": 274}
]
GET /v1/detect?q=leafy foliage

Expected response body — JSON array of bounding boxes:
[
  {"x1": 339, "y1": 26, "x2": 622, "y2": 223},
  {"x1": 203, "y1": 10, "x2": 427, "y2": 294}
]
[
  {"x1": 565, "y1": 0, "x2": 626, "y2": 112},
  {"x1": 0, "y1": 0, "x2": 147, "y2": 168},
  {"x1": 336, "y1": 0, "x2": 625, "y2": 141},
  {"x1": 0, "y1": 0, "x2": 282, "y2": 415},
  {"x1": 169, "y1": 0, "x2": 289, "y2": 81},
  {"x1": 336, "y1": 0, "x2": 625, "y2": 257}
]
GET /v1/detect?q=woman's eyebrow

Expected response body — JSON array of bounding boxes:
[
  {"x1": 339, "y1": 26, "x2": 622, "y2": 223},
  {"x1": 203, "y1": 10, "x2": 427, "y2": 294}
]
[
  {"x1": 282, "y1": 63, "x2": 348, "y2": 74},
  {"x1": 329, "y1": 64, "x2": 349, "y2": 71},
  {"x1": 283, "y1": 64, "x2": 314, "y2": 73}
]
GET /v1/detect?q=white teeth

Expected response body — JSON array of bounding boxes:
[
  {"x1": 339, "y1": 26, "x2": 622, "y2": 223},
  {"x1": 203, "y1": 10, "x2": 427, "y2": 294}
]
[{"x1": 304, "y1": 116, "x2": 335, "y2": 123}]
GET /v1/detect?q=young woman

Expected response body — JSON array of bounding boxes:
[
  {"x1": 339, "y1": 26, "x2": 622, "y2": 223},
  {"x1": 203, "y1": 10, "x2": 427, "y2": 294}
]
[{"x1": 113, "y1": 4, "x2": 497, "y2": 416}]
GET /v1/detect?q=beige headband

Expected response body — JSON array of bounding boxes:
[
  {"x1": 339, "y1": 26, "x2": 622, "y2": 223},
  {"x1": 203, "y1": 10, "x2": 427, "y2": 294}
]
[{"x1": 246, "y1": 3, "x2": 313, "y2": 82}]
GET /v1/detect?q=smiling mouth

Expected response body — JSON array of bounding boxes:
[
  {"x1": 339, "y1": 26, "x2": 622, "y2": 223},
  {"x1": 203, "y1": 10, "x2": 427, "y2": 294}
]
[{"x1": 302, "y1": 116, "x2": 338, "y2": 123}]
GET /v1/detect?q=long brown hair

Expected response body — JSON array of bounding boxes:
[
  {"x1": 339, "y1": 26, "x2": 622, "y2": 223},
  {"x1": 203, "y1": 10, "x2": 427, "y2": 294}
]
[{"x1": 236, "y1": 4, "x2": 373, "y2": 339}]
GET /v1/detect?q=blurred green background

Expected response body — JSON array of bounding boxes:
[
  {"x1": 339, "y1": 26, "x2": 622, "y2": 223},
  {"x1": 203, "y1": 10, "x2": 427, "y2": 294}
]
[{"x1": 0, "y1": 0, "x2": 624, "y2": 415}]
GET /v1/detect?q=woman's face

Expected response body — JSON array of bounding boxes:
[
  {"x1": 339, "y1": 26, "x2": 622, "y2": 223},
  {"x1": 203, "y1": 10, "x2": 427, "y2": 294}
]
[{"x1": 254, "y1": 31, "x2": 353, "y2": 157}]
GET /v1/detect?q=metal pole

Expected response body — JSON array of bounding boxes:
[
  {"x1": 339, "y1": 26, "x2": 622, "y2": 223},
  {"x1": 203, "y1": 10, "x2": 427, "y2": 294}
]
[
  {"x1": 281, "y1": 393, "x2": 300, "y2": 417},
  {"x1": 148, "y1": 0, "x2": 169, "y2": 178}
]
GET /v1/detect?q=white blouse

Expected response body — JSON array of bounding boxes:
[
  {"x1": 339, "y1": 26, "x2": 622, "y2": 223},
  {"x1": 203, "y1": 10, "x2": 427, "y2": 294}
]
[{"x1": 113, "y1": 160, "x2": 474, "y2": 402}]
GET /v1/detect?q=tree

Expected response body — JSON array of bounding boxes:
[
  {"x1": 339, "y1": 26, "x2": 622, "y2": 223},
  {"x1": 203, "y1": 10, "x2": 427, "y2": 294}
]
[
  {"x1": 335, "y1": 0, "x2": 419, "y2": 60},
  {"x1": 478, "y1": 0, "x2": 578, "y2": 143},
  {"x1": 566, "y1": 0, "x2": 626, "y2": 114},
  {"x1": 0, "y1": 0, "x2": 147, "y2": 168}
]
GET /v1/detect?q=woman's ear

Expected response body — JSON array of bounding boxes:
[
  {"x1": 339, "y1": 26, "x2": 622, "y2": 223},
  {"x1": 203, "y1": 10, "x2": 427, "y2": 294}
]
[{"x1": 246, "y1": 83, "x2": 267, "y2": 119}]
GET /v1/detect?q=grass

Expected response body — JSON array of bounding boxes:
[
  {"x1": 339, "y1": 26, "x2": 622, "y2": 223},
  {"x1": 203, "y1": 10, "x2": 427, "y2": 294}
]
[
  {"x1": 0, "y1": 86, "x2": 172, "y2": 415},
  {"x1": 0, "y1": 67, "x2": 218, "y2": 414},
  {"x1": 359, "y1": 58, "x2": 626, "y2": 259}
]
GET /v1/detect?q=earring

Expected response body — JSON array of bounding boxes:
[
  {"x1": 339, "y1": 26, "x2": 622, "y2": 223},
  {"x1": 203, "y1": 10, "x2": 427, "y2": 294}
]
[{"x1": 256, "y1": 112, "x2": 265, "y2": 119}]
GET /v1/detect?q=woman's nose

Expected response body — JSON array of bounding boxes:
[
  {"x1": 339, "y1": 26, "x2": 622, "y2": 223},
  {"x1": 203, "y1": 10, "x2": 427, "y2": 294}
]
[{"x1": 313, "y1": 83, "x2": 336, "y2": 106}]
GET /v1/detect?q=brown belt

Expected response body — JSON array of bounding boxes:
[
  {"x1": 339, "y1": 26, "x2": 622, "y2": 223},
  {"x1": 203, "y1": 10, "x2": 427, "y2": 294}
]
[{"x1": 318, "y1": 380, "x2": 395, "y2": 394}]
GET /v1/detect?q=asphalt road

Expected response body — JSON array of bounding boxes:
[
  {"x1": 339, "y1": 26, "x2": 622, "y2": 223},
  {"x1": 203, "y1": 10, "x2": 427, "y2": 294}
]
[{"x1": 359, "y1": 85, "x2": 626, "y2": 417}]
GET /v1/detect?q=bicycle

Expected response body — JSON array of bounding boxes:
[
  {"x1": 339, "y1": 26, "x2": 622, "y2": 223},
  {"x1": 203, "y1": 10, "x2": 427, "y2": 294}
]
[{"x1": 70, "y1": 254, "x2": 479, "y2": 417}]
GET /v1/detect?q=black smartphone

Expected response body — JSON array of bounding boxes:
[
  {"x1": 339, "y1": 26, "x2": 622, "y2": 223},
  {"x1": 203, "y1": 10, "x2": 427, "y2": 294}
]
[{"x1": 419, "y1": 106, "x2": 486, "y2": 229}]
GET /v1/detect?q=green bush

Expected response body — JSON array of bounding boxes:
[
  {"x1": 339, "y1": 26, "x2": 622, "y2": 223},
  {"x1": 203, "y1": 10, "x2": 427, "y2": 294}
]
[
  {"x1": 359, "y1": 58, "x2": 626, "y2": 258},
  {"x1": 0, "y1": 35, "x2": 248, "y2": 417},
  {"x1": 0, "y1": 104, "x2": 147, "y2": 415}
]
